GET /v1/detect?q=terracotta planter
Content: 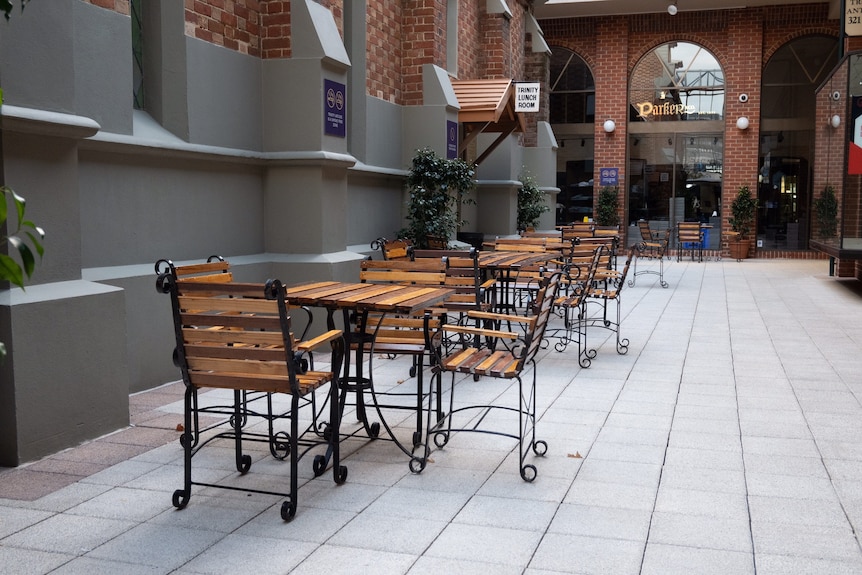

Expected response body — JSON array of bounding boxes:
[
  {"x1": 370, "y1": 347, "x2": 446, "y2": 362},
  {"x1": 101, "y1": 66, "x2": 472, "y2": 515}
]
[{"x1": 728, "y1": 238, "x2": 751, "y2": 260}]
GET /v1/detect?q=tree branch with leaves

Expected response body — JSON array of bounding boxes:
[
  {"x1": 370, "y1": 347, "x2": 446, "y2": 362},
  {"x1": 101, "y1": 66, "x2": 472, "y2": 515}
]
[
  {"x1": 1, "y1": 186, "x2": 45, "y2": 358},
  {"x1": 1, "y1": 0, "x2": 29, "y2": 20}
]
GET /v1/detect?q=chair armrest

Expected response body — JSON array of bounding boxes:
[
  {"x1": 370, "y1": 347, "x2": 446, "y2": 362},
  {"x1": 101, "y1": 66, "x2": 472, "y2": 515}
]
[{"x1": 296, "y1": 329, "x2": 344, "y2": 352}]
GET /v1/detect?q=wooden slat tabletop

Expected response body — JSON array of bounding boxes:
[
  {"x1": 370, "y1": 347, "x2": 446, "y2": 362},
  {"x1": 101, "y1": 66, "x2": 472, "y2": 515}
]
[{"x1": 285, "y1": 281, "x2": 454, "y2": 315}]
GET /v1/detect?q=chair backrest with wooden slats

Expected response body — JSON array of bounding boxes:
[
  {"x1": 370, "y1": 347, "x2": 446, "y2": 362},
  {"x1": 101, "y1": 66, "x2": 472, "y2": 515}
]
[
  {"x1": 561, "y1": 226, "x2": 596, "y2": 244},
  {"x1": 370, "y1": 237, "x2": 412, "y2": 260},
  {"x1": 360, "y1": 258, "x2": 448, "y2": 286},
  {"x1": 521, "y1": 272, "x2": 563, "y2": 367},
  {"x1": 493, "y1": 237, "x2": 549, "y2": 253},
  {"x1": 158, "y1": 277, "x2": 333, "y2": 396},
  {"x1": 358, "y1": 257, "x2": 448, "y2": 356},
  {"x1": 677, "y1": 222, "x2": 703, "y2": 244},
  {"x1": 411, "y1": 248, "x2": 488, "y2": 311},
  {"x1": 155, "y1": 256, "x2": 233, "y2": 285},
  {"x1": 637, "y1": 221, "x2": 653, "y2": 242}
]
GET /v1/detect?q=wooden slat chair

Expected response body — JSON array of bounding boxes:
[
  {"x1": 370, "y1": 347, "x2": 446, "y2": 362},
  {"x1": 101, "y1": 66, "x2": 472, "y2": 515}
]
[
  {"x1": 493, "y1": 237, "x2": 551, "y2": 252},
  {"x1": 560, "y1": 222, "x2": 595, "y2": 239},
  {"x1": 422, "y1": 271, "x2": 563, "y2": 481},
  {"x1": 677, "y1": 221, "x2": 704, "y2": 262},
  {"x1": 584, "y1": 245, "x2": 636, "y2": 355},
  {"x1": 156, "y1": 273, "x2": 347, "y2": 521},
  {"x1": 637, "y1": 221, "x2": 656, "y2": 243},
  {"x1": 630, "y1": 227, "x2": 670, "y2": 288},
  {"x1": 370, "y1": 237, "x2": 412, "y2": 260},
  {"x1": 155, "y1": 257, "x2": 317, "y2": 447},
  {"x1": 357, "y1": 258, "x2": 449, "y2": 446},
  {"x1": 411, "y1": 247, "x2": 496, "y2": 315},
  {"x1": 549, "y1": 246, "x2": 603, "y2": 367},
  {"x1": 489, "y1": 239, "x2": 561, "y2": 312}
]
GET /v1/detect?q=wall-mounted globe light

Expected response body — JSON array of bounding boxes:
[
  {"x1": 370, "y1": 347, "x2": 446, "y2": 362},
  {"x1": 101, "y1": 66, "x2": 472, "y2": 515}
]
[
  {"x1": 830, "y1": 114, "x2": 841, "y2": 129},
  {"x1": 736, "y1": 116, "x2": 750, "y2": 130},
  {"x1": 667, "y1": 3, "x2": 678, "y2": 15},
  {"x1": 603, "y1": 119, "x2": 616, "y2": 133}
]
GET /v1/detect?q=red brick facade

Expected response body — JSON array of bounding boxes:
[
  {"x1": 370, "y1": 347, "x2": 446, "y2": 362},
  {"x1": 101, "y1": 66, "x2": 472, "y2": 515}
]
[
  {"x1": 177, "y1": 0, "x2": 535, "y2": 108},
  {"x1": 541, "y1": 4, "x2": 839, "y2": 258}
]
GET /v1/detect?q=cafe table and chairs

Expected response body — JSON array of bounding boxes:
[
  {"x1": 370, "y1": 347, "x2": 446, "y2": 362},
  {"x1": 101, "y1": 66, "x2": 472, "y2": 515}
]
[
  {"x1": 282, "y1": 281, "x2": 454, "y2": 466},
  {"x1": 476, "y1": 250, "x2": 556, "y2": 316}
]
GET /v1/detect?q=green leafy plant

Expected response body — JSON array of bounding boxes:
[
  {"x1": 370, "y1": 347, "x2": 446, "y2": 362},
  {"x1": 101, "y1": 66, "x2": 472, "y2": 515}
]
[
  {"x1": 729, "y1": 185, "x2": 757, "y2": 238},
  {"x1": 517, "y1": 171, "x2": 549, "y2": 231},
  {"x1": 813, "y1": 184, "x2": 839, "y2": 239},
  {"x1": 400, "y1": 148, "x2": 476, "y2": 249},
  {"x1": 594, "y1": 186, "x2": 620, "y2": 227},
  {"x1": 1, "y1": 186, "x2": 45, "y2": 358},
  {"x1": 1, "y1": 0, "x2": 29, "y2": 20}
]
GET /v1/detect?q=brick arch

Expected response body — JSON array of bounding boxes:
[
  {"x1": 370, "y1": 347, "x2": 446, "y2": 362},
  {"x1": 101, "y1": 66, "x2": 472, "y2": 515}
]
[
  {"x1": 547, "y1": 43, "x2": 597, "y2": 77},
  {"x1": 763, "y1": 30, "x2": 840, "y2": 69}
]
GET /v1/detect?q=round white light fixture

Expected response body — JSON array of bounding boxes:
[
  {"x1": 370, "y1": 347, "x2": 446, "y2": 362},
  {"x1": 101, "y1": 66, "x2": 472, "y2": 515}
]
[
  {"x1": 736, "y1": 116, "x2": 750, "y2": 130},
  {"x1": 667, "y1": 3, "x2": 678, "y2": 15},
  {"x1": 603, "y1": 119, "x2": 616, "y2": 133},
  {"x1": 830, "y1": 114, "x2": 841, "y2": 128}
]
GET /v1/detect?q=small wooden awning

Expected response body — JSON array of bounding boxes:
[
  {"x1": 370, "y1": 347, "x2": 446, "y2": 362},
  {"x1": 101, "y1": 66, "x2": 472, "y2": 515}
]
[{"x1": 451, "y1": 78, "x2": 526, "y2": 165}]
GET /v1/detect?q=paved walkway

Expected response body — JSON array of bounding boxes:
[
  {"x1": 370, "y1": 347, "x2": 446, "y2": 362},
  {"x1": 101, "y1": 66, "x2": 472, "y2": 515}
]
[{"x1": 2, "y1": 257, "x2": 862, "y2": 575}]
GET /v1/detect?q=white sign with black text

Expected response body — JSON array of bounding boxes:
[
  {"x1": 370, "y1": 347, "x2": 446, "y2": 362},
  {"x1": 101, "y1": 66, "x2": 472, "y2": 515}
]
[{"x1": 515, "y1": 83, "x2": 541, "y2": 112}]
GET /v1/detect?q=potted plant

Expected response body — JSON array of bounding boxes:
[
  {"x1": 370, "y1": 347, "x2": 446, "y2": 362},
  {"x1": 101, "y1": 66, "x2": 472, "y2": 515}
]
[
  {"x1": 400, "y1": 148, "x2": 476, "y2": 249},
  {"x1": 517, "y1": 171, "x2": 549, "y2": 232},
  {"x1": 1, "y1": 186, "x2": 45, "y2": 359},
  {"x1": 595, "y1": 186, "x2": 620, "y2": 228},
  {"x1": 813, "y1": 184, "x2": 838, "y2": 240},
  {"x1": 728, "y1": 185, "x2": 756, "y2": 260}
]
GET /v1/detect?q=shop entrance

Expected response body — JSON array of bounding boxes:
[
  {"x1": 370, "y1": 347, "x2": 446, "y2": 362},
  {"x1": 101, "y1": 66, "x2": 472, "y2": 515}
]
[{"x1": 628, "y1": 133, "x2": 723, "y2": 250}]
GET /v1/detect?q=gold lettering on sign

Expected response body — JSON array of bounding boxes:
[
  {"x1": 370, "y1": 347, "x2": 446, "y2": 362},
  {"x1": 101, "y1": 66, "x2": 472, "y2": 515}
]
[{"x1": 635, "y1": 101, "x2": 696, "y2": 119}]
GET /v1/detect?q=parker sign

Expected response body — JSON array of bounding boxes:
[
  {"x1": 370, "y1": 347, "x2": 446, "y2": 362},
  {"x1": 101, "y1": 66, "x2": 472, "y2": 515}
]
[{"x1": 515, "y1": 83, "x2": 540, "y2": 112}]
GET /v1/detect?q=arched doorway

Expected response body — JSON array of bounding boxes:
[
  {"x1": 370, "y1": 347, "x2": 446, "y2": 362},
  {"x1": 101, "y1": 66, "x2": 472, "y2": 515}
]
[
  {"x1": 628, "y1": 42, "x2": 725, "y2": 250},
  {"x1": 549, "y1": 47, "x2": 596, "y2": 225},
  {"x1": 759, "y1": 35, "x2": 838, "y2": 251}
]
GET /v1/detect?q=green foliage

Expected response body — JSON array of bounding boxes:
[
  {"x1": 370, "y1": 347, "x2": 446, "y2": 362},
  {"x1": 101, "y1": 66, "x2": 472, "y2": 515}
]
[
  {"x1": 1, "y1": 0, "x2": 29, "y2": 20},
  {"x1": 594, "y1": 186, "x2": 620, "y2": 227},
  {"x1": 729, "y1": 185, "x2": 757, "y2": 238},
  {"x1": 401, "y1": 148, "x2": 476, "y2": 249},
  {"x1": 1, "y1": 186, "x2": 45, "y2": 359},
  {"x1": 813, "y1": 185, "x2": 839, "y2": 239},
  {"x1": 517, "y1": 171, "x2": 549, "y2": 231}
]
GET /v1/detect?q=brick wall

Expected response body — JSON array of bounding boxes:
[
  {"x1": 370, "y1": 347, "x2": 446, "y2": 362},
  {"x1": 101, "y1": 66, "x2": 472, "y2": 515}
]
[
  {"x1": 538, "y1": 5, "x2": 839, "y2": 256},
  {"x1": 402, "y1": 0, "x2": 447, "y2": 106},
  {"x1": 183, "y1": 0, "x2": 262, "y2": 57},
  {"x1": 593, "y1": 17, "x2": 628, "y2": 224},
  {"x1": 459, "y1": 0, "x2": 483, "y2": 79},
  {"x1": 367, "y1": 0, "x2": 402, "y2": 103}
]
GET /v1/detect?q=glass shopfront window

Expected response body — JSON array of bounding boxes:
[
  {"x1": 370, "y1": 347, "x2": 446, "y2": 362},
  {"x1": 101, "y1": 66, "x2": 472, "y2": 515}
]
[
  {"x1": 550, "y1": 47, "x2": 596, "y2": 225},
  {"x1": 628, "y1": 42, "x2": 725, "y2": 247},
  {"x1": 759, "y1": 35, "x2": 838, "y2": 251}
]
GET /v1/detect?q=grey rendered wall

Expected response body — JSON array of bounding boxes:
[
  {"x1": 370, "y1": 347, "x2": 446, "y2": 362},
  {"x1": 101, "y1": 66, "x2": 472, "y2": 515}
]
[
  {"x1": 77, "y1": 151, "x2": 265, "y2": 267},
  {"x1": 186, "y1": 38, "x2": 263, "y2": 151},
  {"x1": 73, "y1": 1, "x2": 133, "y2": 135}
]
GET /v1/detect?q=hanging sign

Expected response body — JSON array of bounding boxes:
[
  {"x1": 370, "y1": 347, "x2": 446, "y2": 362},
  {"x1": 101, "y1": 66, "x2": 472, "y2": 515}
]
[
  {"x1": 324, "y1": 79, "x2": 346, "y2": 137},
  {"x1": 847, "y1": 0, "x2": 862, "y2": 37},
  {"x1": 515, "y1": 83, "x2": 541, "y2": 112}
]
